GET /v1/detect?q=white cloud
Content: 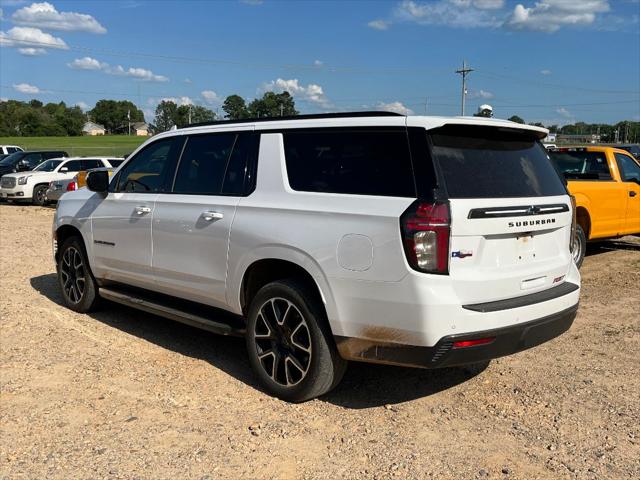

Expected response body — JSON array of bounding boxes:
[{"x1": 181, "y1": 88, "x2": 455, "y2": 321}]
[
  {"x1": 74, "y1": 101, "x2": 89, "y2": 111},
  {"x1": 13, "y1": 82, "x2": 40, "y2": 94},
  {"x1": 0, "y1": 26, "x2": 67, "y2": 55},
  {"x1": 396, "y1": 0, "x2": 503, "y2": 28},
  {"x1": 68, "y1": 56, "x2": 107, "y2": 70},
  {"x1": 262, "y1": 78, "x2": 331, "y2": 107},
  {"x1": 540, "y1": 69, "x2": 552, "y2": 75},
  {"x1": 12, "y1": 1, "x2": 106, "y2": 34},
  {"x1": 67, "y1": 56, "x2": 169, "y2": 82},
  {"x1": 152, "y1": 96, "x2": 194, "y2": 106},
  {"x1": 556, "y1": 107, "x2": 573, "y2": 118},
  {"x1": 313, "y1": 59, "x2": 323, "y2": 66},
  {"x1": 0, "y1": 97, "x2": 8, "y2": 102},
  {"x1": 450, "y1": 0, "x2": 504, "y2": 9},
  {"x1": 468, "y1": 89, "x2": 494, "y2": 99},
  {"x1": 376, "y1": 101, "x2": 414, "y2": 115},
  {"x1": 368, "y1": 19, "x2": 390, "y2": 30},
  {"x1": 507, "y1": 0, "x2": 610, "y2": 32},
  {"x1": 184, "y1": 78, "x2": 192, "y2": 84},
  {"x1": 201, "y1": 90, "x2": 220, "y2": 104}
]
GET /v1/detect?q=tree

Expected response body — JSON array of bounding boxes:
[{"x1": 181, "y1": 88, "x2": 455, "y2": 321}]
[
  {"x1": 248, "y1": 92, "x2": 298, "y2": 118},
  {"x1": 508, "y1": 115, "x2": 525, "y2": 124},
  {"x1": 175, "y1": 104, "x2": 216, "y2": 127},
  {"x1": 222, "y1": 94, "x2": 249, "y2": 120},
  {"x1": 154, "y1": 100, "x2": 178, "y2": 132},
  {"x1": 89, "y1": 100, "x2": 144, "y2": 133}
]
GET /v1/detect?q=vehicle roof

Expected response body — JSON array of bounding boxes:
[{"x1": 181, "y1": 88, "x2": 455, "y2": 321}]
[
  {"x1": 158, "y1": 114, "x2": 548, "y2": 140},
  {"x1": 0, "y1": 145, "x2": 22, "y2": 148},
  {"x1": 53, "y1": 156, "x2": 123, "y2": 160},
  {"x1": 553, "y1": 145, "x2": 637, "y2": 156}
]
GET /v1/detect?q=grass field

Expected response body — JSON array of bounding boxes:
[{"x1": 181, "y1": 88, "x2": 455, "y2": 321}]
[{"x1": 0, "y1": 136, "x2": 148, "y2": 157}]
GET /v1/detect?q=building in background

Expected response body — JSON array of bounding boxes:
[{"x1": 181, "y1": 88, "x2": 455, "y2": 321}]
[
  {"x1": 132, "y1": 122, "x2": 150, "y2": 136},
  {"x1": 82, "y1": 121, "x2": 106, "y2": 136}
]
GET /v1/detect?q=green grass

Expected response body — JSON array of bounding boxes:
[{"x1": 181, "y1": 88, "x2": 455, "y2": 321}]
[{"x1": 0, "y1": 136, "x2": 147, "y2": 157}]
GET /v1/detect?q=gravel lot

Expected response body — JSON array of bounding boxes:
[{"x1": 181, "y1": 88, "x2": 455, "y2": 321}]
[{"x1": 1, "y1": 204, "x2": 639, "y2": 479}]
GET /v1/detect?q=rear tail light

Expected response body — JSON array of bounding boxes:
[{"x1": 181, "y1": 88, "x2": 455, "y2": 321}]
[
  {"x1": 569, "y1": 195, "x2": 577, "y2": 253},
  {"x1": 400, "y1": 201, "x2": 451, "y2": 274},
  {"x1": 66, "y1": 181, "x2": 77, "y2": 192}
]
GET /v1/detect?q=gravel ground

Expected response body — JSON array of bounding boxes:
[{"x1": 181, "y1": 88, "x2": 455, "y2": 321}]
[{"x1": 1, "y1": 204, "x2": 639, "y2": 479}]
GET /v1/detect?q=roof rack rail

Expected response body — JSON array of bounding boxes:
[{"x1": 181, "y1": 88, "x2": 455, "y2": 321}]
[{"x1": 182, "y1": 111, "x2": 404, "y2": 129}]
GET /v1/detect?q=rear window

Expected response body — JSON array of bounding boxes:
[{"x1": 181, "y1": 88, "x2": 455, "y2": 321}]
[
  {"x1": 549, "y1": 150, "x2": 611, "y2": 180},
  {"x1": 283, "y1": 128, "x2": 415, "y2": 197},
  {"x1": 430, "y1": 126, "x2": 566, "y2": 198}
]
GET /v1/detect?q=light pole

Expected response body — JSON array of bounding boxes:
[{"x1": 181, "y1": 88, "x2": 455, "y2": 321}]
[{"x1": 455, "y1": 60, "x2": 474, "y2": 116}]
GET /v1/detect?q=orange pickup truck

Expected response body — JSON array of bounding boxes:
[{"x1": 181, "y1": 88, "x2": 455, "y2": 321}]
[{"x1": 549, "y1": 146, "x2": 640, "y2": 267}]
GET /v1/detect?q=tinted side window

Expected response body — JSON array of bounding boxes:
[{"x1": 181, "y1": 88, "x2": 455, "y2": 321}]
[
  {"x1": 108, "y1": 159, "x2": 124, "y2": 167},
  {"x1": 82, "y1": 159, "x2": 104, "y2": 170},
  {"x1": 173, "y1": 133, "x2": 236, "y2": 195},
  {"x1": 7, "y1": 147, "x2": 19, "y2": 153},
  {"x1": 62, "y1": 160, "x2": 83, "y2": 172},
  {"x1": 283, "y1": 129, "x2": 416, "y2": 197},
  {"x1": 615, "y1": 153, "x2": 640, "y2": 182},
  {"x1": 117, "y1": 138, "x2": 180, "y2": 193},
  {"x1": 222, "y1": 133, "x2": 259, "y2": 195},
  {"x1": 24, "y1": 153, "x2": 42, "y2": 167}
]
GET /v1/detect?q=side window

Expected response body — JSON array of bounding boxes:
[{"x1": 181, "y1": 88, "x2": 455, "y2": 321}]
[
  {"x1": 117, "y1": 138, "x2": 180, "y2": 193},
  {"x1": 108, "y1": 159, "x2": 124, "y2": 168},
  {"x1": 62, "y1": 160, "x2": 83, "y2": 172},
  {"x1": 222, "y1": 133, "x2": 259, "y2": 195},
  {"x1": 283, "y1": 129, "x2": 416, "y2": 197},
  {"x1": 24, "y1": 153, "x2": 43, "y2": 167},
  {"x1": 615, "y1": 153, "x2": 640, "y2": 183},
  {"x1": 173, "y1": 133, "x2": 236, "y2": 195},
  {"x1": 7, "y1": 147, "x2": 19, "y2": 153},
  {"x1": 82, "y1": 159, "x2": 104, "y2": 170}
]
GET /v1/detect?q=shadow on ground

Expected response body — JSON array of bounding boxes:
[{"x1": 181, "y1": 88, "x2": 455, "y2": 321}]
[
  {"x1": 585, "y1": 238, "x2": 640, "y2": 259},
  {"x1": 30, "y1": 273, "x2": 485, "y2": 409}
]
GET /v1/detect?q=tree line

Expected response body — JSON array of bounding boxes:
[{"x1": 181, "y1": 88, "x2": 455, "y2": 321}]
[{"x1": 1, "y1": 97, "x2": 637, "y2": 142}]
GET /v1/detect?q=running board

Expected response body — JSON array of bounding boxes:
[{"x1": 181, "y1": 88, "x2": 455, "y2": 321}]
[{"x1": 99, "y1": 287, "x2": 245, "y2": 337}]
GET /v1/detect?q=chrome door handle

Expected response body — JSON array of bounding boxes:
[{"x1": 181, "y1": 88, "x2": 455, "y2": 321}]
[
  {"x1": 135, "y1": 206, "x2": 152, "y2": 215},
  {"x1": 202, "y1": 210, "x2": 224, "y2": 221}
]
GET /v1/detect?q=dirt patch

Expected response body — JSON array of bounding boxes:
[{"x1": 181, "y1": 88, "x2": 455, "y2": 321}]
[{"x1": 1, "y1": 205, "x2": 639, "y2": 479}]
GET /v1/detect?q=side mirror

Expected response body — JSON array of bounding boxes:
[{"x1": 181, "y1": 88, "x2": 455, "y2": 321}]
[
  {"x1": 59, "y1": 167, "x2": 68, "y2": 173},
  {"x1": 86, "y1": 170, "x2": 109, "y2": 193},
  {"x1": 17, "y1": 160, "x2": 30, "y2": 171}
]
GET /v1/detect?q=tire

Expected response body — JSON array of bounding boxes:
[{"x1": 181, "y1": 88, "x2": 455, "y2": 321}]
[
  {"x1": 245, "y1": 279, "x2": 347, "y2": 402},
  {"x1": 572, "y1": 224, "x2": 587, "y2": 269},
  {"x1": 32, "y1": 185, "x2": 48, "y2": 206},
  {"x1": 57, "y1": 236, "x2": 100, "y2": 313}
]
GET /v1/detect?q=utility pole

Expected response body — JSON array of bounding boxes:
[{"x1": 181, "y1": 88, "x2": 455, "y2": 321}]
[
  {"x1": 424, "y1": 97, "x2": 428, "y2": 115},
  {"x1": 188, "y1": 104, "x2": 192, "y2": 125},
  {"x1": 127, "y1": 109, "x2": 131, "y2": 136},
  {"x1": 455, "y1": 60, "x2": 474, "y2": 116},
  {"x1": 280, "y1": 104, "x2": 284, "y2": 117}
]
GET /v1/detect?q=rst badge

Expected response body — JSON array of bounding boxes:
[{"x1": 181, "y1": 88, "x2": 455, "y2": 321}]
[{"x1": 452, "y1": 250, "x2": 473, "y2": 259}]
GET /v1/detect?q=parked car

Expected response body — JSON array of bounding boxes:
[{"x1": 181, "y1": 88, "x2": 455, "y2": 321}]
[
  {"x1": 617, "y1": 144, "x2": 640, "y2": 160},
  {"x1": 53, "y1": 112, "x2": 580, "y2": 401},
  {"x1": 0, "y1": 145, "x2": 23, "y2": 155},
  {"x1": 0, "y1": 150, "x2": 68, "y2": 178},
  {"x1": 549, "y1": 146, "x2": 640, "y2": 267},
  {"x1": 1, "y1": 157, "x2": 121, "y2": 205},
  {"x1": 45, "y1": 164, "x2": 122, "y2": 203}
]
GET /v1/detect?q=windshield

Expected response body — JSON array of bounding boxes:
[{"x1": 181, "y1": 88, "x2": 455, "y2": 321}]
[
  {"x1": 33, "y1": 159, "x2": 63, "y2": 172},
  {"x1": 430, "y1": 126, "x2": 567, "y2": 198},
  {"x1": 0, "y1": 152, "x2": 23, "y2": 166}
]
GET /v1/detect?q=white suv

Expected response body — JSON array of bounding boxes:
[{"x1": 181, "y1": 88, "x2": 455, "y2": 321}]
[
  {"x1": 1, "y1": 157, "x2": 122, "y2": 205},
  {"x1": 53, "y1": 113, "x2": 580, "y2": 401}
]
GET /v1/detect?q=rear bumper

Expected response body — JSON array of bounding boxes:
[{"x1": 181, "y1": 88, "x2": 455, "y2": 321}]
[{"x1": 335, "y1": 303, "x2": 578, "y2": 369}]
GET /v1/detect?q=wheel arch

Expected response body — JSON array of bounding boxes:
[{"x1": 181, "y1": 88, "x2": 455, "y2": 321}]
[
  {"x1": 54, "y1": 224, "x2": 85, "y2": 262},
  {"x1": 575, "y1": 206, "x2": 591, "y2": 239},
  {"x1": 232, "y1": 250, "x2": 338, "y2": 331}
]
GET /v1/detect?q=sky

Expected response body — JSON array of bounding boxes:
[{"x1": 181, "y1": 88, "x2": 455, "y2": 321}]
[{"x1": 0, "y1": 0, "x2": 639, "y2": 125}]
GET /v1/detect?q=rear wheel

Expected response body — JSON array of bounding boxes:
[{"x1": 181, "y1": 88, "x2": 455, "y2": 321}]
[
  {"x1": 57, "y1": 236, "x2": 100, "y2": 312},
  {"x1": 245, "y1": 279, "x2": 346, "y2": 402},
  {"x1": 32, "y1": 185, "x2": 48, "y2": 206},
  {"x1": 572, "y1": 224, "x2": 587, "y2": 269}
]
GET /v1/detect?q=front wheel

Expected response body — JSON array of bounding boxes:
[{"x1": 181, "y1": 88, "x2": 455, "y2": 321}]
[
  {"x1": 32, "y1": 185, "x2": 48, "y2": 206},
  {"x1": 245, "y1": 279, "x2": 347, "y2": 402},
  {"x1": 57, "y1": 236, "x2": 100, "y2": 312},
  {"x1": 572, "y1": 224, "x2": 587, "y2": 269}
]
